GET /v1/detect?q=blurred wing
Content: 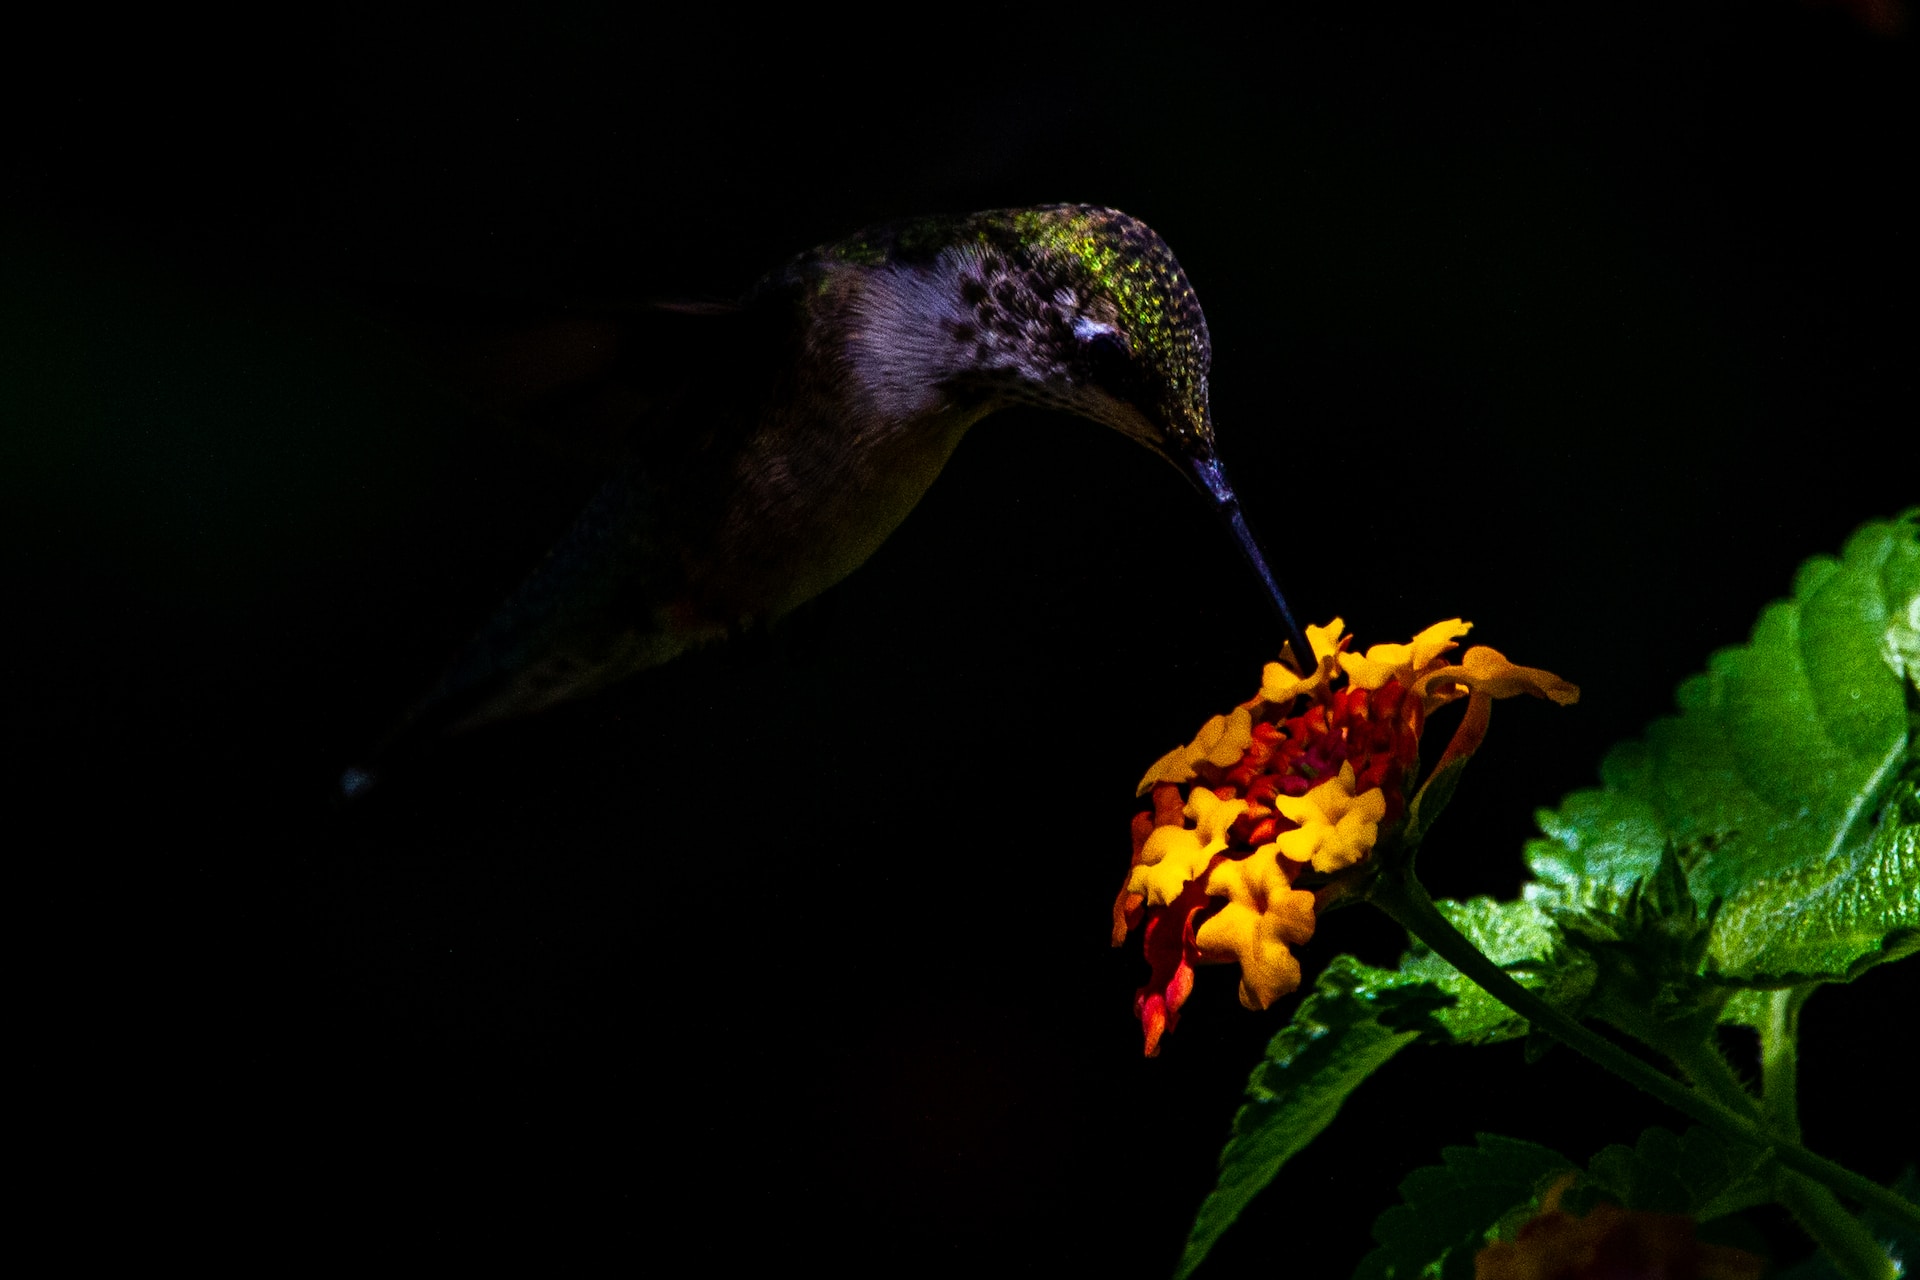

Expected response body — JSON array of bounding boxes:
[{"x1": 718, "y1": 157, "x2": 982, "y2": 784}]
[{"x1": 344, "y1": 291, "x2": 802, "y2": 790}]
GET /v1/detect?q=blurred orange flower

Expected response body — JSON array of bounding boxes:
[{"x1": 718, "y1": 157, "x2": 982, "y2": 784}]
[{"x1": 1477, "y1": 1179, "x2": 1764, "y2": 1280}]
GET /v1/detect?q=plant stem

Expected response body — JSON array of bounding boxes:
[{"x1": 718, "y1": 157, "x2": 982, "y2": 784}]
[
  {"x1": 1762, "y1": 987, "x2": 1811, "y2": 1143},
  {"x1": 1749, "y1": 991, "x2": 1894, "y2": 1277},
  {"x1": 1366, "y1": 870, "x2": 1920, "y2": 1236},
  {"x1": 1667, "y1": 1036, "x2": 1762, "y2": 1118},
  {"x1": 1779, "y1": 1174, "x2": 1902, "y2": 1280},
  {"x1": 1666, "y1": 1031, "x2": 1898, "y2": 1278}
]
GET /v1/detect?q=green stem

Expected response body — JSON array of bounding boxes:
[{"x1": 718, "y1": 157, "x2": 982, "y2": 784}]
[
  {"x1": 1779, "y1": 1175, "x2": 1902, "y2": 1280},
  {"x1": 1366, "y1": 870, "x2": 1920, "y2": 1236},
  {"x1": 1664, "y1": 1034, "x2": 1896, "y2": 1278},
  {"x1": 1749, "y1": 990, "x2": 1892, "y2": 1277},
  {"x1": 1762, "y1": 987, "x2": 1811, "y2": 1143},
  {"x1": 1666, "y1": 1036, "x2": 1762, "y2": 1118}
]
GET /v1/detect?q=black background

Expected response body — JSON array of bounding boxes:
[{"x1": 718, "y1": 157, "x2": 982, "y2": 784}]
[{"x1": 7, "y1": 4, "x2": 1915, "y2": 1273}]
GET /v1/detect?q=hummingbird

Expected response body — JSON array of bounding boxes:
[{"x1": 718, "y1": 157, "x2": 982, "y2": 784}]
[{"x1": 342, "y1": 204, "x2": 1308, "y2": 796}]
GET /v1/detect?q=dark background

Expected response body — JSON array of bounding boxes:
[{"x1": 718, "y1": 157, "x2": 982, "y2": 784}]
[{"x1": 7, "y1": 4, "x2": 1915, "y2": 1273}]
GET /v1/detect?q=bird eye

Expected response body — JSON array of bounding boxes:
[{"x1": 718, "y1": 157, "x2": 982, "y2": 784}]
[
  {"x1": 1078, "y1": 328, "x2": 1146, "y2": 401},
  {"x1": 1081, "y1": 329, "x2": 1134, "y2": 381}
]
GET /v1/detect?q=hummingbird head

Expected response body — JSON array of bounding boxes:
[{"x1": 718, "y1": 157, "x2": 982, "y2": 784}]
[
  {"x1": 810, "y1": 204, "x2": 1309, "y2": 664},
  {"x1": 819, "y1": 205, "x2": 1221, "y2": 478},
  {"x1": 966, "y1": 205, "x2": 1219, "y2": 473}
]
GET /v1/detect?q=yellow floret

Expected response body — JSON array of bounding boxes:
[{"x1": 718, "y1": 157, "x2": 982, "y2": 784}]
[
  {"x1": 1125, "y1": 787, "x2": 1248, "y2": 906},
  {"x1": 1272, "y1": 762, "x2": 1389, "y2": 873}
]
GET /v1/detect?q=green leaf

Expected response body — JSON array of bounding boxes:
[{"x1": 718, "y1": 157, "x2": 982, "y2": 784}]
[
  {"x1": 1551, "y1": 846, "x2": 1714, "y2": 974},
  {"x1": 1710, "y1": 779, "x2": 1920, "y2": 984},
  {"x1": 1525, "y1": 512, "x2": 1920, "y2": 990},
  {"x1": 1394, "y1": 896, "x2": 1592, "y2": 1045},
  {"x1": 1561, "y1": 1126, "x2": 1772, "y2": 1222},
  {"x1": 1548, "y1": 847, "x2": 1733, "y2": 1040},
  {"x1": 1354, "y1": 1130, "x2": 1771, "y2": 1280},
  {"x1": 1173, "y1": 958, "x2": 1433, "y2": 1280},
  {"x1": 1718, "y1": 986, "x2": 1779, "y2": 1029},
  {"x1": 1176, "y1": 909, "x2": 1589, "y2": 1278},
  {"x1": 1352, "y1": 1134, "x2": 1576, "y2": 1280}
]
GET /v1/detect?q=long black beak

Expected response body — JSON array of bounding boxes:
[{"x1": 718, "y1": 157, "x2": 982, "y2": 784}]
[{"x1": 1180, "y1": 452, "x2": 1314, "y2": 673}]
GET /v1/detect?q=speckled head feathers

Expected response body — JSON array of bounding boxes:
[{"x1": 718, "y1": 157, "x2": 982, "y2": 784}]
[{"x1": 797, "y1": 204, "x2": 1217, "y2": 462}]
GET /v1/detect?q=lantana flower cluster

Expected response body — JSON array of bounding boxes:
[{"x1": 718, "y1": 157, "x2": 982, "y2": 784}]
[
  {"x1": 1112, "y1": 619, "x2": 1577, "y2": 1056},
  {"x1": 1476, "y1": 1177, "x2": 1763, "y2": 1280}
]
